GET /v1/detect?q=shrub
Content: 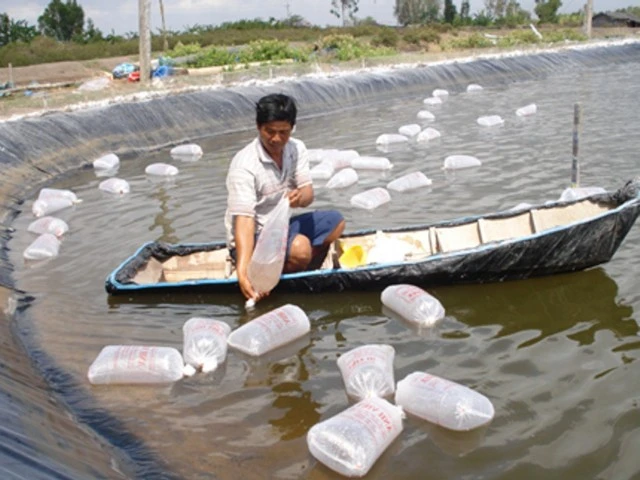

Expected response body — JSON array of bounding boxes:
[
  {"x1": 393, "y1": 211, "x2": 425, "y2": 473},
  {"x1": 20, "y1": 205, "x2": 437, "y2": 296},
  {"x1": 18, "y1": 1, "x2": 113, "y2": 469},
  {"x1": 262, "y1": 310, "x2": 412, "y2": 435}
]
[{"x1": 371, "y1": 28, "x2": 399, "y2": 48}]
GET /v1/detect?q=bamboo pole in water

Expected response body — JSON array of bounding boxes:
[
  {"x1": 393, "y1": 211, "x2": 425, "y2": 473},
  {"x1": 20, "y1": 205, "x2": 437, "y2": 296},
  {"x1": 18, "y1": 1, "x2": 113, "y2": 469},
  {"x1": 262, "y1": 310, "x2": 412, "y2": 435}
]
[{"x1": 572, "y1": 103, "x2": 581, "y2": 188}]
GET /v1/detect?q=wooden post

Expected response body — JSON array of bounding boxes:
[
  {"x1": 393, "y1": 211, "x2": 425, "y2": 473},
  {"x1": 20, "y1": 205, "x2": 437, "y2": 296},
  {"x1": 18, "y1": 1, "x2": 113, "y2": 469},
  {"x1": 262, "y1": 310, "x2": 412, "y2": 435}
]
[
  {"x1": 8, "y1": 63, "x2": 14, "y2": 87},
  {"x1": 584, "y1": 0, "x2": 593, "y2": 39},
  {"x1": 571, "y1": 103, "x2": 581, "y2": 188},
  {"x1": 138, "y1": 0, "x2": 152, "y2": 85}
]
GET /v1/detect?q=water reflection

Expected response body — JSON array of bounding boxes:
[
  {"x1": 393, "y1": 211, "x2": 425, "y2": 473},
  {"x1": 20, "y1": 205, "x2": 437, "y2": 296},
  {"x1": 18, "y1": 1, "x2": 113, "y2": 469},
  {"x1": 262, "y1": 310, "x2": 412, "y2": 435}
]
[{"x1": 436, "y1": 267, "x2": 636, "y2": 345}]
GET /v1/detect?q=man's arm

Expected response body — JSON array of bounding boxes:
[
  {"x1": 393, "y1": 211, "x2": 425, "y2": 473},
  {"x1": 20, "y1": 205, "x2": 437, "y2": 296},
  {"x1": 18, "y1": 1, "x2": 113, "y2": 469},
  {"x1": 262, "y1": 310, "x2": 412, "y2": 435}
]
[
  {"x1": 288, "y1": 184, "x2": 314, "y2": 208},
  {"x1": 234, "y1": 215, "x2": 262, "y2": 301}
]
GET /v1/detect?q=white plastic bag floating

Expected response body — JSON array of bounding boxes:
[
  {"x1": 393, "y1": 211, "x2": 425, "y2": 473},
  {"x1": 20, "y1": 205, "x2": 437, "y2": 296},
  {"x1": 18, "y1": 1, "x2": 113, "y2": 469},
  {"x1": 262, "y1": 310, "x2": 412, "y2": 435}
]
[
  {"x1": 326, "y1": 168, "x2": 358, "y2": 189},
  {"x1": 337, "y1": 344, "x2": 396, "y2": 401},
  {"x1": 443, "y1": 155, "x2": 482, "y2": 170},
  {"x1": 183, "y1": 317, "x2": 231, "y2": 374},
  {"x1": 23, "y1": 233, "x2": 61, "y2": 260},
  {"x1": 416, "y1": 127, "x2": 441, "y2": 143},
  {"x1": 308, "y1": 148, "x2": 339, "y2": 163},
  {"x1": 93, "y1": 153, "x2": 120, "y2": 170},
  {"x1": 38, "y1": 187, "x2": 80, "y2": 204},
  {"x1": 516, "y1": 103, "x2": 537, "y2": 117},
  {"x1": 432, "y1": 88, "x2": 449, "y2": 97},
  {"x1": 375, "y1": 133, "x2": 408, "y2": 145},
  {"x1": 416, "y1": 110, "x2": 435, "y2": 121},
  {"x1": 398, "y1": 123, "x2": 421, "y2": 137},
  {"x1": 423, "y1": 96, "x2": 442, "y2": 106},
  {"x1": 381, "y1": 284, "x2": 445, "y2": 327},
  {"x1": 145, "y1": 163, "x2": 179, "y2": 176},
  {"x1": 327, "y1": 149, "x2": 359, "y2": 170},
  {"x1": 307, "y1": 396, "x2": 404, "y2": 478},
  {"x1": 32, "y1": 197, "x2": 74, "y2": 217},
  {"x1": 351, "y1": 156, "x2": 393, "y2": 170},
  {"x1": 87, "y1": 345, "x2": 187, "y2": 385},
  {"x1": 467, "y1": 83, "x2": 483, "y2": 92},
  {"x1": 558, "y1": 186, "x2": 606, "y2": 202},
  {"x1": 27, "y1": 216, "x2": 68, "y2": 237},
  {"x1": 170, "y1": 143, "x2": 203, "y2": 161},
  {"x1": 366, "y1": 232, "x2": 413, "y2": 264},
  {"x1": 350, "y1": 188, "x2": 391, "y2": 210},
  {"x1": 387, "y1": 171, "x2": 432, "y2": 192},
  {"x1": 247, "y1": 196, "x2": 290, "y2": 295},
  {"x1": 99, "y1": 178, "x2": 130, "y2": 194},
  {"x1": 227, "y1": 304, "x2": 310, "y2": 356},
  {"x1": 477, "y1": 115, "x2": 504, "y2": 127},
  {"x1": 395, "y1": 371, "x2": 495, "y2": 431},
  {"x1": 310, "y1": 160, "x2": 335, "y2": 180}
]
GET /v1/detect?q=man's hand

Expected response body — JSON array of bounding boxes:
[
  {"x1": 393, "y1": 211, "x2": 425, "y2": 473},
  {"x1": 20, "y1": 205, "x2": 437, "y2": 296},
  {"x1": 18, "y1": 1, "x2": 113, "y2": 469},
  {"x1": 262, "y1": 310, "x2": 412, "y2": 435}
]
[{"x1": 288, "y1": 185, "x2": 313, "y2": 208}]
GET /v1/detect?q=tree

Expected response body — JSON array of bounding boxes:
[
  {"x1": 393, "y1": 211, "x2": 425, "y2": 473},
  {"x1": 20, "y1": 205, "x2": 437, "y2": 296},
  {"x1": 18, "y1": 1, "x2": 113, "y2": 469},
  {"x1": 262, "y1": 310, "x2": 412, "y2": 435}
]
[
  {"x1": 330, "y1": 0, "x2": 360, "y2": 27},
  {"x1": 0, "y1": 13, "x2": 38, "y2": 46},
  {"x1": 394, "y1": 0, "x2": 440, "y2": 26},
  {"x1": 504, "y1": 0, "x2": 531, "y2": 25},
  {"x1": 79, "y1": 18, "x2": 103, "y2": 43},
  {"x1": 444, "y1": 0, "x2": 457, "y2": 23},
  {"x1": 37, "y1": 0, "x2": 84, "y2": 41},
  {"x1": 459, "y1": 0, "x2": 471, "y2": 23},
  {"x1": 484, "y1": 0, "x2": 507, "y2": 19},
  {"x1": 535, "y1": 0, "x2": 562, "y2": 23}
]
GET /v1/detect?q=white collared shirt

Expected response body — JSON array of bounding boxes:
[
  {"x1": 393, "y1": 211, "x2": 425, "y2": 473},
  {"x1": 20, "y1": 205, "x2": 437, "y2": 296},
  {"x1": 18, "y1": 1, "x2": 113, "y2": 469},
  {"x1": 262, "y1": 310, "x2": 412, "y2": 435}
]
[{"x1": 225, "y1": 136, "x2": 311, "y2": 248}]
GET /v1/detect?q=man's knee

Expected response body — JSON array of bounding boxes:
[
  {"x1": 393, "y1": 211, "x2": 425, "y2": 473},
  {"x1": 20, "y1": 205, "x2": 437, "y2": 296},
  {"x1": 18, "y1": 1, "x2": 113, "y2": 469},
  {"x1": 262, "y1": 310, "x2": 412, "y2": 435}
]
[{"x1": 285, "y1": 234, "x2": 312, "y2": 272}]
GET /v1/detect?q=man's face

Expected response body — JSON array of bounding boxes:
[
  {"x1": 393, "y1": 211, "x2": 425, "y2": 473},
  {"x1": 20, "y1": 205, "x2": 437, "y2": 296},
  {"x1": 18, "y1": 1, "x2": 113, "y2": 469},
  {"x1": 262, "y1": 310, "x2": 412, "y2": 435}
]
[{"x1": 258, "y1": 120, "x2": 293, "y2": 159}]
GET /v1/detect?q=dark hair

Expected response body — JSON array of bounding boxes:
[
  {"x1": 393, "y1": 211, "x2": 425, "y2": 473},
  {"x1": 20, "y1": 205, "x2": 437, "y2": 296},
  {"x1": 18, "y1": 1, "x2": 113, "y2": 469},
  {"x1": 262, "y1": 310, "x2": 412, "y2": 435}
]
[{"x1": 256, "y1": 94, "x2": 297, "y2": 126}]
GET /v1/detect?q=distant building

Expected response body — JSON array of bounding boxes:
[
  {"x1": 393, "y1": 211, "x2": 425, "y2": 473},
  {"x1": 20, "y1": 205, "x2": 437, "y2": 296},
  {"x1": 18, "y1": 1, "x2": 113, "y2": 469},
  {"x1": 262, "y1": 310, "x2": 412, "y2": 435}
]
[{"x1": 592, "y1": 11, "x2": 640, "y2": 28}]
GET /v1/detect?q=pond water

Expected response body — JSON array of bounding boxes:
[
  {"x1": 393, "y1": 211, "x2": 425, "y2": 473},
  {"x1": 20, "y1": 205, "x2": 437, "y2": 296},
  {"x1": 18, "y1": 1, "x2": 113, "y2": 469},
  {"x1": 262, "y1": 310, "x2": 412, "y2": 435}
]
[{"x1": 7, "y1": 55, "x2": 640, "y2": 479}]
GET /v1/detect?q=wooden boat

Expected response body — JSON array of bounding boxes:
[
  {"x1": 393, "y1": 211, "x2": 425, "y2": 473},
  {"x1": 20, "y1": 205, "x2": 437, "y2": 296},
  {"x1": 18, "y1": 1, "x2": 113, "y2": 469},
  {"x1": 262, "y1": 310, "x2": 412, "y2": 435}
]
[{"x1": 105, "y1": 180, "x2": 640, "y2": 296}]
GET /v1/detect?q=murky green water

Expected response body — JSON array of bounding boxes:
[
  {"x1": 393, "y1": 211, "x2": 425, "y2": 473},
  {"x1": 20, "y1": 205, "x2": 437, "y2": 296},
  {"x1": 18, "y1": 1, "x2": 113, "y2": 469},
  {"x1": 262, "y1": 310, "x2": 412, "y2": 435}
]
[{"x1": 8, "y1": 58, "x2": 640, "y2": 479}]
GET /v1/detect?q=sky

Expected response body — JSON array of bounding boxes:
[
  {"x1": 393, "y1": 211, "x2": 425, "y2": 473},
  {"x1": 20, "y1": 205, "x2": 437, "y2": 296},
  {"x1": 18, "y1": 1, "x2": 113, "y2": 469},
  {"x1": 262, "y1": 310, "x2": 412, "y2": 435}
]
[{"x1": 3, "y1": 0, "x2": 636, "y2": 36}]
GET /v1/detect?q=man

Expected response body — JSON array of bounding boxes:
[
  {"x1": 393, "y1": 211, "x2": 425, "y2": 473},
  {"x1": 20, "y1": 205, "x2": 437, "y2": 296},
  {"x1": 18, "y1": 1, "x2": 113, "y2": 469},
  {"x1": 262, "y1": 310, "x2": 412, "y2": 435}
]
[{"x1": 225, "y1": 93, "x2": 345, "y2": 302}]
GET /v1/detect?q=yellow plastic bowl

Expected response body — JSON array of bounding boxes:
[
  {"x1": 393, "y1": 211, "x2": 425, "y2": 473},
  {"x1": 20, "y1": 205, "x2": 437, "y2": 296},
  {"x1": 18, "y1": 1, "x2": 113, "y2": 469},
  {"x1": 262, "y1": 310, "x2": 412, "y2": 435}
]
[{"x1": 339, "y1": 245, "x2": 366, "y2": 268}]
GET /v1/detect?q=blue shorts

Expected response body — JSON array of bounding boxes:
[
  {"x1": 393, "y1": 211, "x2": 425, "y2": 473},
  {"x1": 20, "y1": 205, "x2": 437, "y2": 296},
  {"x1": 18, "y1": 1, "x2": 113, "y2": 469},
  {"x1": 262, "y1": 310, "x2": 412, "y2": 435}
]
[
  {"x1": 287, "y1": 210, "x2": 344, "y2": 254},
  {"x1": 229, "y1": 210, "x2": 343, "y2": 261}
]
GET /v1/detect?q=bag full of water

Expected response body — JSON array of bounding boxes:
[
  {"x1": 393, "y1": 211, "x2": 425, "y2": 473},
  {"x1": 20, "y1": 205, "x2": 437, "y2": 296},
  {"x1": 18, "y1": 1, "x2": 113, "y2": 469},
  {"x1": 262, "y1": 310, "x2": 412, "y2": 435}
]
[
  {"x1": 326, "y1": 168, "x2": 359, "y2": 189},
  {"x1": 23, "y1": 233, "x2": 61, "y2": 260},
  {"x1": 87, "y1": 345, "x2": 188, "y2": 385},
  {"x1": 32, "y1": 197, "x2": 74, "y2": 217},
  {"x1": 93, "y1": 153, "x2": 120, "y2": 170},
  {"x1": 308, "y1": 148, "x2": 339, "y2": 163},
  {"x1": 381, "y1": 284, "x2": 445, "y2": 327},
  {"x1": 516, "y1": 103, "x2": 537, "y2": 117},
  {"x1": 145, "y1": 163, "x2": 179, "y2": 176},
  {"x1": 337, "y1": 344, "x2": 395, "y2": 401},
  {"x1": 443, "y1": 155, "x2": 482, "y2": 170},
  {"x1": 466, "y1": 83, "x2": 483, "y2": 92},
  {"x1": 350, "y1": 188, "x2": 391, "y2": 210},
  {"x1": 477, "y1": 115, "x2": 504, "y2": 127},
  {"x1": 558, "y1": 186, "x2": 606, "y2": 202},
  {"x1": 183, "y1": 317, "x2": 231, "y2": 374},
  {"x1": 387, "y1": 171, "x2": 432, "y2": 192},
  {"x1": 27, "y1": 216, "x2": 68, "y2": 237},
  {"x1": 38, "y1": 187, "x2": 81, "y2": 204},
  {"x1": 395, "y1": 371, "x2": 495, "y2": 431},
  {"x1": 227, "y1": 304, "x2": 310, "y2": 356},
  {"x1": 398, "y1": 124, "x2": 421, "y2": 137},
  {"x1": 247, "y1": 196, "x2": 289, "y2": 295},
  {"x1": 417, "y1": 110, "x2": 435, "y2": 121},
  {"x1": 328, "y1": 149, "x2": 360, "y2": 170},
  {"x1": 351, "y1": 156, "x2": 393, "y2": 170},
  {"x1": 432, "y1": 88, "x2": 449, "y2": 97},
  {"x1": 307, "y1": 396, "x2": 404, "y2": 478},
  {"x1": 310, "y1": 160, "x2": 335, "y2": 180},
  {"x1": 170, "y1": 143, "x2": 203, "y2": 161},
  {"x1": 99, "y1": 178, "x2": 130, "y2": 195},
  {"x1": 375, "y1": 133, "x2": 408, "y2": 145},
  {"x1": 416, "y1": 127, "x2": 441, "y2": 143},
  {"x1": 423, "y1": 96, "x2": 443, "y2": 106}
]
